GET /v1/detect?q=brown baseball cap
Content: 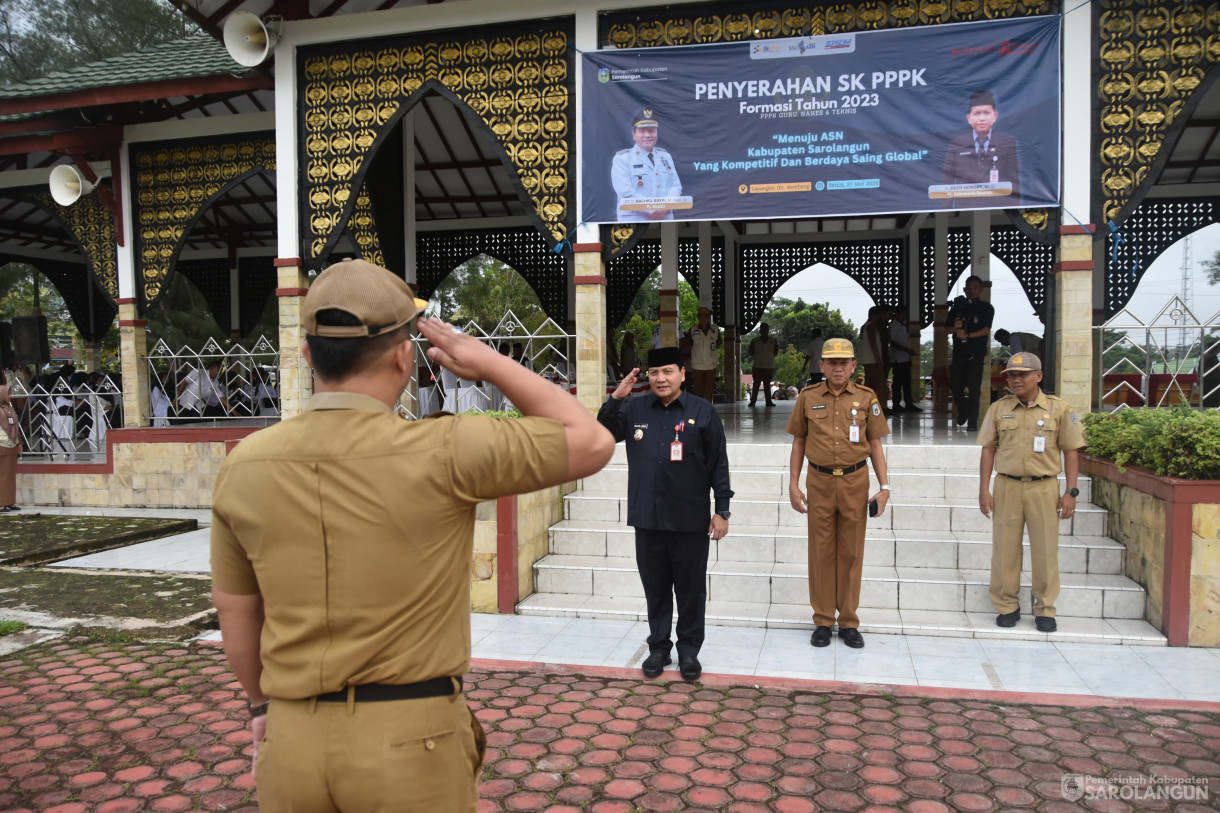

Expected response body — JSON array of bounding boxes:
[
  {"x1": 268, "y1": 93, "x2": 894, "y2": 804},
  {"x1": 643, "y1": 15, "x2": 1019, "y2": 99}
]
[
  {"x1": 304, "y1": 258, "x2": 428, "y2": 338},
  {"x1": 1005, "y1": 352, "x2": 1042, "y2": 372},
  {"x1": 822, "y1": 338, "x2": 855, "y2": 359}
]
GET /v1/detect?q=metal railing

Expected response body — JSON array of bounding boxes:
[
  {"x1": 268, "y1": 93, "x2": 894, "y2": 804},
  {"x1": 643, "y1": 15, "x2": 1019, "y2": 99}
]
[
  {"x1": 1096, "y1": 296, "x2": 1220, "y2": 411},
  {"x1": 144, "y1": 336, "x2": 282, "y2": 427},
  {"x1": 401, "y1": 310, "x2": 575, "y2": 420},
  {"x1": 10, "y1": 373, "x2": 121, "y2": 462}
]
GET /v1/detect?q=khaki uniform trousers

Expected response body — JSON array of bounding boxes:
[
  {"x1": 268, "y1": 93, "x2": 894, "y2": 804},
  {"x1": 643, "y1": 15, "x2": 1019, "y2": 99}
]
[
  {"x1": 989, "y1": 476, "x2": 1061, "y2": 618},
  {"x1": 689, "y1": 368, "x2": 716, "y2": 401},
  {"x1": 257, "y1": 689, "x2": 486, "y2": 813},
  {"x1": 807, "y1": 466, "x2": 869, "y2": 628}
]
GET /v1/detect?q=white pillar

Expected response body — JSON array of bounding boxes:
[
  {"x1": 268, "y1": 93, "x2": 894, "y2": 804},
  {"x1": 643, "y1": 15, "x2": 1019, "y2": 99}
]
[{"x1": 660, "y1": 223, "x2": 679, "y2": 347}]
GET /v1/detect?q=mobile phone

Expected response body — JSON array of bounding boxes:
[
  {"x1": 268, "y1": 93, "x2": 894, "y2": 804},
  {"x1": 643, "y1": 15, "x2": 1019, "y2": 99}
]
[{"x1": 868, "y1": 499, "x2": 879, "y2": 517}]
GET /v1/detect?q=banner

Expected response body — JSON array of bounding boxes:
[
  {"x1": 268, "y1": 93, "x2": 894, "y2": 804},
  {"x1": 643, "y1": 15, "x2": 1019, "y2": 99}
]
[{"x1": 581, "y1": 16, "x2": 1061, "y2": 223}]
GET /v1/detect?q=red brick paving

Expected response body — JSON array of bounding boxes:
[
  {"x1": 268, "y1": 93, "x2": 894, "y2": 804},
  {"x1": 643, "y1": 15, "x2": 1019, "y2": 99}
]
[{"x1": 0, "y1": 640, "x2": 1218, "y2": 811}]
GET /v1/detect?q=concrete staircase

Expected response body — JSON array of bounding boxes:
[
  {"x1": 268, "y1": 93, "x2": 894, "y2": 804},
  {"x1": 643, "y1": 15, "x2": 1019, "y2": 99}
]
[{"x1": 517, "y1": 443, "x2": 1167, "y2": 646}]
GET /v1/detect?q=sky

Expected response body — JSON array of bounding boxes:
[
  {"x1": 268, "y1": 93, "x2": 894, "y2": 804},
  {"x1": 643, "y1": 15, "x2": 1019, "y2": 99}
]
[{"x1": 770, "y1": 223, "x2": 1220, "y2": 343}]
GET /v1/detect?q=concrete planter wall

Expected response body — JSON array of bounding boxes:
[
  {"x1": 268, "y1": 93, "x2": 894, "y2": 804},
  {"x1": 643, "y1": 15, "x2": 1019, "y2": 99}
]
[
  {"x1": 17, "y1": 429, "x2": 571, "y2": 617},
  {"x1": 1082, "y1": 453, "x2": 1220, "y2": 647},
  {"x1": 472, "y1": 482, "x2": 573, "y2": 613}
]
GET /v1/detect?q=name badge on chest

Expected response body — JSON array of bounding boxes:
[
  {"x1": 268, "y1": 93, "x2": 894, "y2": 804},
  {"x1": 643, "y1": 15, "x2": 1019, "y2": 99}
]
[
  {"x1": 849, "y1": 425, "x2": 860, "y2": 443},
  {"x1": 1033, "y1": 418, "x2": 1046, "y2": 452},
  {"x1": 671, "y1": 441, "x2": 683, "y2": 461}
]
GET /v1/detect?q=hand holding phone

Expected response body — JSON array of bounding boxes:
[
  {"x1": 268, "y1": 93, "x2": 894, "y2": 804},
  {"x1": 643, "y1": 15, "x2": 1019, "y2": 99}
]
[{"x1": 868, "y1": 499, "x2": 879, "y2": 518}]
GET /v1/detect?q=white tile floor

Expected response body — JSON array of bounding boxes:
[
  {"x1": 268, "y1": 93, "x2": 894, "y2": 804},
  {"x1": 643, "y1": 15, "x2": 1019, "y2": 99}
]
[{"x1": 27, "y1": 479, "x2": 1220, "y2": 704}]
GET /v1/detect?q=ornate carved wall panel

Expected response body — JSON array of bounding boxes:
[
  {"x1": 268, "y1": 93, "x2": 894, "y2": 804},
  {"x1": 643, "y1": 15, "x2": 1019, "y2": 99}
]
[
  {"x1": 916, "y1": 226, "x2": 1051, "y2": 326},
  {"x1": 1105, "y1": 197, "x2": 1218, "y2": 316},
  {"x1": 297, "y1": 19, "x2": 576, "y2": 264},
  {"x1": 739, "y1": 240, "x2": 904, "y2": 331},
  {"x1": 1096, "y1": 1, "x2": 1219, "y2": 225},
  {"x1": 0, "y1": 252, "x2": 115, "y2": 343},
  {"x1": 415, "y1": 227, "x2": 569, "y2": 322},
  {"x1": 605, "y1": 238, "x2": 725, "y2": 329},
  {"x1": 176, "y1": 256, "x2": 279, "y2": 338},
  {"x1": 31, "y1": 192, "x2": 118, "y2": 303},
  {"x1": 129, "y1": 134, "x2": 276, "y2": 308}
]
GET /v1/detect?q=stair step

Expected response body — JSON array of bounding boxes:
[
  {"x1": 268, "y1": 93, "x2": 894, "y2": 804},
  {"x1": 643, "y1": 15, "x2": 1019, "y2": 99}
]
[
  {"x1": 563, "y1": 492, "x2": 1108, "y2": 536},
  {"x1": 582, "y1": 465, "x2": 1093, "y2": 502},
  {"x1": 548, "y1": 521, "x2": 1126, "y2": 575},
  {"x1": 517, "y1": 594, "x2": 1165, "y2": 646},
  {"x1": 609, "y1": 442, "x2": 992, "y2": 470},
  {"x1": 532, "y1": 556, "x2": 1146, "y2": 619}
]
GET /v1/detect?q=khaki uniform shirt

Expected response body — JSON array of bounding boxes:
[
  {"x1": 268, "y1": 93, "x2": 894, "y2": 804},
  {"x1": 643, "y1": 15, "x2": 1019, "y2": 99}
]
[
  {"x1": 977, "y1": 390, "x2": 1085, "y2": 476},
  {"x1": 689, "y1": 325, "x2": 720, "y2": 371},
  {"x1": 786, "y1": 381, "x2": 890, "y2": 467},
  {"x1": 211, "y1": 391, "x2": 568, "y2": 699}
]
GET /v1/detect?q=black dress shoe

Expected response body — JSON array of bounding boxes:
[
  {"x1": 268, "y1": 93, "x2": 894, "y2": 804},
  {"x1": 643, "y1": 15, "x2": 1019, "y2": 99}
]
[
  {"x1": 904, "y1": 404, "x2": 922, "y2": 412},
  {"x1": 996, "y1": 610, "x2": 1020, "y2": 628},
  {"x1": 678, "y1": 655, "x2": 701, "y2": 681},
  {"x1": 811, "y1": 626, "x2": 832, "y2": 647},
  {"x1": 641, "y1": 651, "x2": 671, "y2": 678},
  {"x1": 955, "y1": 413, "x2": 967, "y2": 426},
  {"x1": 1035, "y1": 616, "x2": 1057, "y2": 633},
  {"x1": 838, "y1": 628, "x2": 864, "y2": 648}
]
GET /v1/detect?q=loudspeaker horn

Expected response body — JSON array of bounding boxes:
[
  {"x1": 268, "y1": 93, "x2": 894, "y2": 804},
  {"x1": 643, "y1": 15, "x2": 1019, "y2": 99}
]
[
  {"x1": 48, "y1": 164, "x2": 93, "y2": 206},
  {"x1": 223, "y1": 10, "x2": 279, "y2": 67}
]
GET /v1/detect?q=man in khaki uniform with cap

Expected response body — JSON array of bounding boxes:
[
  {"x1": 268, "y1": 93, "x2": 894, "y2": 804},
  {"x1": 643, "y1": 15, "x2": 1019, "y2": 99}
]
[
  {"x1": 978, "y1": 352, "x2": 1084, "y2": 633},
  {"x1": 787, "y1": 338, "x2": 891, "y2": 649},
  {"x1": 210, "y1": 258, "x2": 614, "y2": 812}
]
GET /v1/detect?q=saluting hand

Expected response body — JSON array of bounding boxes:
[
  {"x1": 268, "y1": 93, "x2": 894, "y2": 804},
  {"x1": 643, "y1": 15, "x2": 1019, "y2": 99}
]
[
  {"x1": 612, "y1": 368, "x2": 640, "y2": 400},
  {"x1": 418, "y1": 317, "x2": 499, "y2": 381}
]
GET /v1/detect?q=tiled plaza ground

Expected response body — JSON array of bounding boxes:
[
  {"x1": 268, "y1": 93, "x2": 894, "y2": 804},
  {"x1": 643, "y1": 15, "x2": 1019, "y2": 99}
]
[{"x1": 1, "y1": 636, "x2": 1218, "y2": 812}]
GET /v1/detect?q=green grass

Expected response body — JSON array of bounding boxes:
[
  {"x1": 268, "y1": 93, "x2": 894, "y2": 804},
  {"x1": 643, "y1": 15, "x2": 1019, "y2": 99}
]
[{"x1": 0, "y1": 619, "x2": 28, "y2": 635}]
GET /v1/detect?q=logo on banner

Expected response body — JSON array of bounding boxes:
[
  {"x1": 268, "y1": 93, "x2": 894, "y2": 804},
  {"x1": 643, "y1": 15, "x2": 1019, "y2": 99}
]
[{"x1": 597, "y1": 68, "x2": 610, "y2": 84}]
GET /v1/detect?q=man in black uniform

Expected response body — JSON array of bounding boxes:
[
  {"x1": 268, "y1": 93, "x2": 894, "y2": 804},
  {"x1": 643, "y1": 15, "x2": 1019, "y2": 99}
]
[
  {"x1": 597, "y1": 347, "x2": 732, "y2": 682},
  {"x1": 940, "y1": 89, "x2": 1020, "y2": 209},
  {"x1": 948, "y1": 275, "x2": 994, "y2": 431}
]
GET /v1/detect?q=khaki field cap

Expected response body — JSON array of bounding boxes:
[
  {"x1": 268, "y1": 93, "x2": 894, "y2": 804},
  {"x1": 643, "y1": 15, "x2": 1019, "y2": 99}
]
[
  {"x1": 304, "y1": 258, "x2": 428, "y2": 338},
  {"x1": 822, "y1": 338, "x2": 855, "y2": 359},
  {"x1": 1005, "y1": 352, "x2": 1042, "y2": 372}
]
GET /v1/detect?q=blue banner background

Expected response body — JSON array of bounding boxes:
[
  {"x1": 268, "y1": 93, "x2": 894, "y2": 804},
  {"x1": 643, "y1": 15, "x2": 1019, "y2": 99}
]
[{"x1": 581, "y1": 16, "x2": 1061, "y2": 223}]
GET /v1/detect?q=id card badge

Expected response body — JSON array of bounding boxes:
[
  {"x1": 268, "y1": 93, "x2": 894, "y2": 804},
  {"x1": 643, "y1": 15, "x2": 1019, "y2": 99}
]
[
  {"x1": 1033, "y1": 435, "x2": 1046, "y2": 453},
  {"x1": 670, "y1": 441, "x2": 683, "y2": 461},
  {"x1": 849, "y1": 424, "x2": 861, "y2": 443}
]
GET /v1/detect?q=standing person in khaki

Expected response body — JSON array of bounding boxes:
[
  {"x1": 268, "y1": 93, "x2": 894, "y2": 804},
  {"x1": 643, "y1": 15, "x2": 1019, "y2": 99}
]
[
  {"x1": 688, "y1": 307, "x2": 720, "y2": 402},
  {"x1": 786, "y1": 339, "x2": 891, "y2": 649},
  {"x1": 209, "y1": 259, "x2": 614, "y2": 813},
  {"x1": 978, "y1": 352, "x2": 1084, "y2": 633},
  {"x1": 748, "y1": 323, "x2": 779, "y2": 407}
]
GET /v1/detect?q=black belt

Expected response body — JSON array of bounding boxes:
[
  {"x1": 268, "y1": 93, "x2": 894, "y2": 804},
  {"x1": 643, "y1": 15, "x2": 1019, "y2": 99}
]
[
  {"x1": 315, "y1": 676, "x2": 461, "y2": 703},
  {"x1": 810, "y1": 460, "x2": 868, "y2": 476},
  {"x1": 999, "y1": 473, "x2": 1053, "y2": 482}
]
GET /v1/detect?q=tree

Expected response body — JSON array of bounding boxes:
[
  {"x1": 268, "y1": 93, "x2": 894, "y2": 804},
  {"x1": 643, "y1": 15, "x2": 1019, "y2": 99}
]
[
  {"x1": 741, "y1": 297, "x2": 857, "y2": 373},
  {"x1": 772, "y1": 345, "x2": 807, "y2": 389},
  {"x1": 1205, "y1": 249, "x2": 1220, "y2": 288},
  {"x1": 0, "y1": 0, "x2": 195, "y2": 82}
]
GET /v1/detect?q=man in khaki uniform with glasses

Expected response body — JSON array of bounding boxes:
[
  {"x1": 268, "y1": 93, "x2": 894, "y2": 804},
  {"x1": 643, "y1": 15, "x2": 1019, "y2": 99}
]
[
  {"x1": 210, "y1": 259, "x2": 614, "y2": 813},
  {"x1": 978, "y1": 352, "x2": 1084, "y2": 633},
  {"x1": 787, "y1": 338, "x2": 891, "y2": 650}
]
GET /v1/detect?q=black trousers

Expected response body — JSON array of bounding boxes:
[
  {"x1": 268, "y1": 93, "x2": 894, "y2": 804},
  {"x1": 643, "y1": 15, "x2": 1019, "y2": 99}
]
[
  {"x1": 635, "y1": 528, "x2": 709, "y2": 659},
  {"x1": 890, "y1": 360, "x2": 914, "y2": 407},
  {"x1": 950, "y1": 349, "x2": 985, "y2": 427}
]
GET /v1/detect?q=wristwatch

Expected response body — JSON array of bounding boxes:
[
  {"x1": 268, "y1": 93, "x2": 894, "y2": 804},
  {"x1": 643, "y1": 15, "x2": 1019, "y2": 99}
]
[
  {"x1": 1066, "y1": 487, "x2": 1080, "y2": 498},
  {"x1": 716, "y1": 510, "x2": 731, "y2": 520},
  {"x1": 247, "y1": 700, "x2": 269, "y2": 718},
  {"x1": 880, "y1": 485, "x2": 890, "y2": 491}
]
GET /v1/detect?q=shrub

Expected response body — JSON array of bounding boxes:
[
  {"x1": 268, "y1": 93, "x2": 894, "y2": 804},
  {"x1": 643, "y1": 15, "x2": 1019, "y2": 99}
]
[{"x1": 1083, "y1": 408, "x2": 1220, "y2": 479}]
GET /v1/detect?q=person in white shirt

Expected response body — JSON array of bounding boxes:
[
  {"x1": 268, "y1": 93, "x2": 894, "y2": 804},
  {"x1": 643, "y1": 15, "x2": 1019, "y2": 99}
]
[
  {"x1": 688, "y1": 307, "x2": 720, "y2": 402},
  {"x1": 889, "y1": 309, "x2": 920, "y2": 412}
]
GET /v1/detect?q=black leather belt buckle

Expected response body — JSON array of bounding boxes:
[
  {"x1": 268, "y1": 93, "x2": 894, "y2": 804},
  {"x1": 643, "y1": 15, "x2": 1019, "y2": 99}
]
[{"x1": 315, "y1": 676, "x2": 460, "y2": 703}]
